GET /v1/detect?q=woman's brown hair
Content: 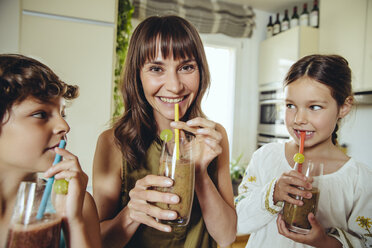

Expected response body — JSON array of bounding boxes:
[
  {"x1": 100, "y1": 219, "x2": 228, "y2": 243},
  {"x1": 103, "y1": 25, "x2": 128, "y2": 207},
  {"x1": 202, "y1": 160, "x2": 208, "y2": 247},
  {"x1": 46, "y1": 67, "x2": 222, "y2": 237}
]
[
  {"x1": 114, "y1": 15, "x2": 210, "y2": 168},
  {"x1": 283, "y1": 54, "x2": 353, "y2": 145}
]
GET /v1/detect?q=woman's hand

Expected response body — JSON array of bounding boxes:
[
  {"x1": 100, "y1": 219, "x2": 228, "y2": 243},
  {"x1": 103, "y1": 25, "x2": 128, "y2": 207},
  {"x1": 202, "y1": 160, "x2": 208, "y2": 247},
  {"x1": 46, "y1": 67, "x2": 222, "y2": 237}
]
[
  {"x1": 127, "y1": 175, "x2": 180, "y2": 232},
  {"x1": 277, "y1": 213, "x2": 341, "y2": 248},
  {"x1": 273, "y1": 170, "x2": 312, "y2": 205},
  {"x1": 171, "y1": 117, "x2": 223, "y2": 173},
  {"x1": 44, "y1": 147, "x2": 88, "y2": 222}
]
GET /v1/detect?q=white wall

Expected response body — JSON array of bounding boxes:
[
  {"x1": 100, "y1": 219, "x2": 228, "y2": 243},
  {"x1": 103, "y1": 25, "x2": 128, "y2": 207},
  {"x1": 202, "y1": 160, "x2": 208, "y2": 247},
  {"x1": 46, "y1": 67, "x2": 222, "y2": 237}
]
[
  {"x1": 0, "y1": 0, "x2": 20, "y2": 53},
  {"x1": 202, "y1": 45, "x2": 236, "y2": 155},
  {"x1": 339, "y1": 105, "x2": 372, "y2": 168}
]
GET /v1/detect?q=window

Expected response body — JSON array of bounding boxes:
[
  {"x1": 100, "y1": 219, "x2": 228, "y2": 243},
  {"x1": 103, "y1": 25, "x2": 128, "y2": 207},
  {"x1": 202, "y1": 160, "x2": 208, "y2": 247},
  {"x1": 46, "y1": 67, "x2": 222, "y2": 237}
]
[{"x1": 202, "y1": 45, "x2": 236, "y2": 151}]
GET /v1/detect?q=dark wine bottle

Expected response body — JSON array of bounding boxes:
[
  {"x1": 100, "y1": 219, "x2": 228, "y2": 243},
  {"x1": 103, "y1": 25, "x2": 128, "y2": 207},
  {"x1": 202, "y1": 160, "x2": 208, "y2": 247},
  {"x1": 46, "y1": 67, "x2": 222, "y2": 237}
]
[
  {"x1": 281, "y1": 9, "x2": 290, "y2": 31},
  {"x1": 290, "y1": 6, "x2": 299, "y2": 28},
  {"x1": 273, "y1": 13, "x2": 281, "y2": 35},
  {"x1": 300, "y1": 3, "x2": 309, "y2": 26},
  {"x1": 310, "y1": 0, "x2": 319, "y2": 28},
  {"x1": 266, "y1": 16, "x2": 273, "y2": 38}
]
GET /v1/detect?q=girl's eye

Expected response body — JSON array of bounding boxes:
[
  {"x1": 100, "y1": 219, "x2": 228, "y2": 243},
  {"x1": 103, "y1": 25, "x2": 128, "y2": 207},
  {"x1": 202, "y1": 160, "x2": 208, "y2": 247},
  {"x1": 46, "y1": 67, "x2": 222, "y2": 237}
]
[
  {"x1": 310, "y1": 105, "x2": 322, "y2": 110},
  {"x1": 286, "y1": 103, "x2": 295, "y2": 109},
  {"x1": 32, "y1": 111, "x2": 47, "y2": 119}
]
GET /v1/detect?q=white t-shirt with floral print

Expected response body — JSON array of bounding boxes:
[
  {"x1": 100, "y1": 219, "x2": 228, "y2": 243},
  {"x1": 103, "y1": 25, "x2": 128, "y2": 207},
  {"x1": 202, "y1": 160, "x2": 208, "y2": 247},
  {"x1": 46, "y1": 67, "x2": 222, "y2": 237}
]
[{"x1": 236, "y1": 143, "x2": 372, "y2": 248}]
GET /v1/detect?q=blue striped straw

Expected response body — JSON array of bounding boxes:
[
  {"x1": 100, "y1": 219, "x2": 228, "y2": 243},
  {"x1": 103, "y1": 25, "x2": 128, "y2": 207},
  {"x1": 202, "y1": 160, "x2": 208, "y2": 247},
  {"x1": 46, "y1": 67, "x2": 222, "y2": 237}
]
[{"x1": 36, "y1": 139, "x2": 66, "y2": 220}]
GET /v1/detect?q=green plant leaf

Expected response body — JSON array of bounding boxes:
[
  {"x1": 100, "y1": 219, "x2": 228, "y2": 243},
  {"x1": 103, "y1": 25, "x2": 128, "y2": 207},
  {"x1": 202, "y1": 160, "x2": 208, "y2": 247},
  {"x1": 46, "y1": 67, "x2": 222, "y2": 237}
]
[
  {"x1": 230, "y1": 152, "x2": 248, "y2": 180},
  {"x1": 113, "y1": 0, "x2": 134, "y2": 119}
]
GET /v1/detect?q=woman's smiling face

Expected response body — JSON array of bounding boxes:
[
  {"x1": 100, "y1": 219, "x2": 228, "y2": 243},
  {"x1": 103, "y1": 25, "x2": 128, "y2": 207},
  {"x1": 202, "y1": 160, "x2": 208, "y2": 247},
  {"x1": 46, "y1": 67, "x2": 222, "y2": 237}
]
[{"x1": 140, "y1": 47, "x2": 200, "y2": 129}]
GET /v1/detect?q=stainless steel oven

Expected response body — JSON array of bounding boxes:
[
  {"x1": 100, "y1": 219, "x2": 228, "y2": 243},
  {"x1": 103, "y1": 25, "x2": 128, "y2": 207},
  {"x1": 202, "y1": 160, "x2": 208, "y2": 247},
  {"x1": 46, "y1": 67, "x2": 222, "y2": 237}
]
[{"x1": 257, "y1": 87, "x2": 290, "y2": 147}]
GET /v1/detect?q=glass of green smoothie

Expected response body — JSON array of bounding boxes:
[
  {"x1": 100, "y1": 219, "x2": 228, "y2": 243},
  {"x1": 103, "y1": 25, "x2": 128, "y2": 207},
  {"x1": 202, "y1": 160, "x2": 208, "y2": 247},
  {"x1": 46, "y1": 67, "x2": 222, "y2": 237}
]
[
  {"x1": 282, "y1": 161, "x2": 323, "y2": 234},
  {"x1": 5, "y1": 181, "x2": 62, "y2": 248},
  {"x1": 156, "y1": 132, "x2": 195, "y2": 227}
]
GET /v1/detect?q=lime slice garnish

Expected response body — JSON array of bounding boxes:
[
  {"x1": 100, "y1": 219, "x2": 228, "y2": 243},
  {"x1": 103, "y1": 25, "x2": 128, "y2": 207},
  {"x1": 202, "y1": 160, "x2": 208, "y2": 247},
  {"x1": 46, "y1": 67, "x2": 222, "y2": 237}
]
[
  {"x1": 293, "y1": 153, "x2": 305, "y2": 164},
  {"x1": 160, "y1": 129, "x2": 173, "y2": 142},
  {"x1": 54, "y1": 179, "x2": 69, "y2": 195}
]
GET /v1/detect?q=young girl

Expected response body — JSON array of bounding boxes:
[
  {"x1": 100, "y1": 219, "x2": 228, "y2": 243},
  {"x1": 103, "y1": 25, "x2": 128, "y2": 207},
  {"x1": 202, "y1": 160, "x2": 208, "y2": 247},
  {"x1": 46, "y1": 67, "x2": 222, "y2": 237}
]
[
  {"x1": 92, "y1": 15, "x2": 236, "y2": 248},
  {"x1": 236, "y1": 54, "x2": 372, "y2": 247},
  {"x1": 0, "y1": 54, "x2": 101, "y2": 247}
]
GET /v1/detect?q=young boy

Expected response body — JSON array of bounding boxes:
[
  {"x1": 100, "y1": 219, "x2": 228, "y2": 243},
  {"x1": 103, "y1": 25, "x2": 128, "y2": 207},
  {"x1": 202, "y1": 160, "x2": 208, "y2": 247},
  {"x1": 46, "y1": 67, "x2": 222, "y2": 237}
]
[{"x1": 0, "y1": 54, "x2": 101, "y2": 247}]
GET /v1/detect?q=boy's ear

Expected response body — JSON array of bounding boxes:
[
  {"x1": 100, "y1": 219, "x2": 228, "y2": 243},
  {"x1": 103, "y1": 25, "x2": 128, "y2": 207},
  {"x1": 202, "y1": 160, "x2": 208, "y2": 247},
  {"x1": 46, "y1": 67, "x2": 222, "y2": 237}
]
[{"x1": 338, "y1": 96, "x2": 353, "y2": 118}]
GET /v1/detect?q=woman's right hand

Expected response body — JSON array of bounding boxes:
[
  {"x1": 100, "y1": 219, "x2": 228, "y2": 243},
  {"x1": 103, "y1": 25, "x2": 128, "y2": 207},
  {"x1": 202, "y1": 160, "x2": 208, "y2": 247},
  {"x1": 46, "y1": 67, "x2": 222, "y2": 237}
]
[
  {"x1": 127, "y1": 175, "x2": 180, "y2": 232},
  {"x1": 273, "y1": 170, "x2": 312, "y2": 206}
]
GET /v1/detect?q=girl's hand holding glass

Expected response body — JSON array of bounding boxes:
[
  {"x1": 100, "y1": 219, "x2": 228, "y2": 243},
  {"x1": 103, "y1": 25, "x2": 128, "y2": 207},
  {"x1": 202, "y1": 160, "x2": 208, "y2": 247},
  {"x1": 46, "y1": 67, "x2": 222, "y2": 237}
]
[
  {"x1": 276, "y1": 212, "x2": 337, "y2": 247},
  {"x1": 274, "y1": 170, "x2": 312, "y2": 206}
]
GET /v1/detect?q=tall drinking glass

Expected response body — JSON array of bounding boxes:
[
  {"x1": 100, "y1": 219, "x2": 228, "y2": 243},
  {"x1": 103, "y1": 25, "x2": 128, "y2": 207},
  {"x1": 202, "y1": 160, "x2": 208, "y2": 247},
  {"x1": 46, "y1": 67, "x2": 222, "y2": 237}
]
[
  {"x1": 282, "y1": 161, "x2": 323, "y2": 234},
  {"x1": 156, "y1": 132, "x2": 195, "y2": 226},
  {"x1": 5, "y1": 181, "x2": 62, "y2": 248}
]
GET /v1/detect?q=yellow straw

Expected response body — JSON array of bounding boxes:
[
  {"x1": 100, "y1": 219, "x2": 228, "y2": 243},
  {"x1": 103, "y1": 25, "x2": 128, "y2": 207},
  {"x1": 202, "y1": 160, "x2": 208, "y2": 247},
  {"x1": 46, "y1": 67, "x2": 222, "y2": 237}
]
[{"x1": 174, "y1": 103, "x2": 180, "y2": 160}]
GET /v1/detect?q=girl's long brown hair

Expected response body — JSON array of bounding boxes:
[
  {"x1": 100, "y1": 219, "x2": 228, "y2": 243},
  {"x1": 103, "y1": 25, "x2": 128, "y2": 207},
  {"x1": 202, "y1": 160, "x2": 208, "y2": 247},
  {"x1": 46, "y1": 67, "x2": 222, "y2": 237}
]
[{"x1": 114, "y1": 16, "x2": 210, "y2": 168}]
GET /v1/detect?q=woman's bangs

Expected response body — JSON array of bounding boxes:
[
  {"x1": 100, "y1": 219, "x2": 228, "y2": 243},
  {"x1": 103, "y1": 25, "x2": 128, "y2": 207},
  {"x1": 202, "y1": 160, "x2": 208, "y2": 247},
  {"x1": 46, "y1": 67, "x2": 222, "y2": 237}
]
[
  {"x1": 160, "y1": 32, "x2": 197, "y2": 61},
  {"x1": 140, "y1": 33, "x2": 197, "y2": 64},
  {"x1": 139, "y1": 34, "x2": 158, "y2": 66}
]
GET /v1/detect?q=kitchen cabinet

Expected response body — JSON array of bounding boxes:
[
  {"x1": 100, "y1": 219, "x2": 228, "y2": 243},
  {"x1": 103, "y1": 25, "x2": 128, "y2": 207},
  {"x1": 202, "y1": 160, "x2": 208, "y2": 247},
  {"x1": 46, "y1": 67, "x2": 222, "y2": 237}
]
[
  {"x1": 258, "y1": 26, "x2": 319, "y2": 90},
  {"x1": 17, "y1": 0, "x2": 117, "y2": 184},
  {"x1": 319, "y1": 0, "x2": 371, "y2": 91}
]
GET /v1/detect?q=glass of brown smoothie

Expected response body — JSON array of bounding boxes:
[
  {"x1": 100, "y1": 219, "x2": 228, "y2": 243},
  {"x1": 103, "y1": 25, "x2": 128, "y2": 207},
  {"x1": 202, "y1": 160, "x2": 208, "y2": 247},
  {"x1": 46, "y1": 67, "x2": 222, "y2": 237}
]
[
  {"x1": 282, "y1": 161, "x2": 323, "y2": 234},
  {"x1": 5, "y1": 181, "x2": 62, "y2": 248},
  {"x1": 156, "y1": 132, "x2": 195, "y2": 227}
]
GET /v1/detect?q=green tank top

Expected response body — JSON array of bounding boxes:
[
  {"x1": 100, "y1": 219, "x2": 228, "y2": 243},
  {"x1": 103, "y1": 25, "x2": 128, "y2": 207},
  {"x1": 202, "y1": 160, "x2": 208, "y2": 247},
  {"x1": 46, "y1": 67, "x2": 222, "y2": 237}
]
[{"x1": 120, "y1": 141, "x2": 218, "y2": 248}]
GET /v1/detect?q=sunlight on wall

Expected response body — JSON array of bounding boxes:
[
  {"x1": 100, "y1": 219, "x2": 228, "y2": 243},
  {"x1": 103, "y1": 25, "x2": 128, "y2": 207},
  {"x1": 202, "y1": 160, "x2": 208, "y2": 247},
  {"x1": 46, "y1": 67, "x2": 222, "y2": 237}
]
[{"x1": 202, "y1": 46, "x2": 235, "y2": 151}]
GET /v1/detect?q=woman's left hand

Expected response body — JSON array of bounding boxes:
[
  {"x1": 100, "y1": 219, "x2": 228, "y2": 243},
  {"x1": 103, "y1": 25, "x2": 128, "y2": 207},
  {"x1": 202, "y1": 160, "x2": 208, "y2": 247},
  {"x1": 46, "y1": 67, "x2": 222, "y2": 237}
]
[
  {"x1": 171, "y1": 117, "x2": 223, "y2": 173},
  {"x1": 277, "y1": 213, "x2": 340, "y2": 248}
]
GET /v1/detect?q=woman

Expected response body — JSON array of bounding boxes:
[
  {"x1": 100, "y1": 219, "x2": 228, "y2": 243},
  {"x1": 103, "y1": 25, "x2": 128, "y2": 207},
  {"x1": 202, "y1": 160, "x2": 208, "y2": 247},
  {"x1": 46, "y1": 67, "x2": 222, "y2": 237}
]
[{"x1": 93, "y1": 15, "x2": 236, "y2": 248}]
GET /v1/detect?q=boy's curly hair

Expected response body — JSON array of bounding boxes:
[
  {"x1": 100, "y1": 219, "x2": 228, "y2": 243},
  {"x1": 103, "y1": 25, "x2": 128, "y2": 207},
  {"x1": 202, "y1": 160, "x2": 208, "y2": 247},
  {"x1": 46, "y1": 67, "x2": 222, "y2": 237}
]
[{"x1": 0, "y1": 54, "x2": 79, "y2": 122}]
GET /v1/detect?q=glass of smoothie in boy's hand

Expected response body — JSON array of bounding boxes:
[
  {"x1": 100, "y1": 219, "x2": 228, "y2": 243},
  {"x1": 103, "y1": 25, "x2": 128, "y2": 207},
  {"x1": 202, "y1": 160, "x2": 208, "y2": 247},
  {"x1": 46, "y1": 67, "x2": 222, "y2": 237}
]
[
  {"x1": 156, "y1": 130, "x2": 195, "y2": 227},
  {"x1": 5, "y1": 181, "x2": 62, "y2": 248},
  {"x1": 282, "y1": 162, "x2": 323, "y2": 234}
]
